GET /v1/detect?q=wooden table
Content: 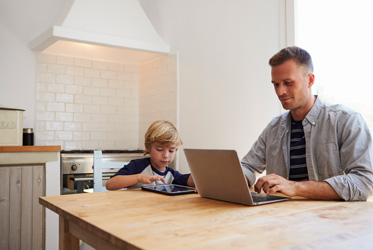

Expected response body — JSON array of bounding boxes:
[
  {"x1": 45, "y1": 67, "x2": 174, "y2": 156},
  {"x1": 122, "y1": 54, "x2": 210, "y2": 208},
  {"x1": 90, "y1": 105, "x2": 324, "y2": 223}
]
[{"x1": 40, "y1": 190, "x2": 373, "y2": 250}]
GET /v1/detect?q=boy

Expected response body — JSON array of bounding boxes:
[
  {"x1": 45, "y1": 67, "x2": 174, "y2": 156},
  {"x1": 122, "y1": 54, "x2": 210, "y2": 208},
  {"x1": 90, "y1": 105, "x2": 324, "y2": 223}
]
[{"x1": 106, "y1": 120, "x2": 194, "y2": 190}]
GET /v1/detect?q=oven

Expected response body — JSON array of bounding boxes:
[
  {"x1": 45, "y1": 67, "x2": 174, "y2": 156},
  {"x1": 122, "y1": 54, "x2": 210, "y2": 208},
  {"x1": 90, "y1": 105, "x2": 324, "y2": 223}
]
[{"x1": 61, "y1": 150, "x2": 144, "y2": 194}]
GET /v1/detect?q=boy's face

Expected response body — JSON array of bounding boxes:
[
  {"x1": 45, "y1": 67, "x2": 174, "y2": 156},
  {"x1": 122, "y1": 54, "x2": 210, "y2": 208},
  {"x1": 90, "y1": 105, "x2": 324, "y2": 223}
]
[{"x1": 147, "y1": 142, "x2": 177, "y2": 171}]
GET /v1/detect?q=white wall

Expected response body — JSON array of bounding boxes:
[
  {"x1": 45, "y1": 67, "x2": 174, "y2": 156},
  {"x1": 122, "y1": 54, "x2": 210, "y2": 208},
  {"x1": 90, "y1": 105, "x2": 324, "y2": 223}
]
[
  {"x1": 0, "y1": 23, "x2": 36, "y2": 129},
  {"x1": 139, "y1": 0, "x2": 284, "y2": 172}
]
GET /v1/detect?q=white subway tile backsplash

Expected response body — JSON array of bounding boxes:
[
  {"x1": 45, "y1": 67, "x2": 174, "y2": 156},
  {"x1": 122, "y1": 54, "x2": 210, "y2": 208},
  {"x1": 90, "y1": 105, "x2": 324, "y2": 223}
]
[
  {"x1": 73, "y1": 131, "x2": 90, "y2": 141},
  {"x1": 56, "y1": 112, "x2": 74, "y2": 121},
  {"x1": 48, "y1": 64, "x2": 66, "y2": 74},
  {"x1": 97, "y1": 123, "x2": 115, "y2": 132},
  {"x1": 82, "y1": 141, "x2": 99, "y2": 149},
  {"x1": 57, "y1": 56, "x2": 74, "y2": 66},
  {"x1": 109, "y1": 63, "x2": 123, "y2": 71},
  {"x1": 83, "y1": 123, "x2": 98, "y2": 131},
  {"x1": 55, "y1": 131, "x2": 73, "y2": 140},
  {"x1": 117, "y1": 71, "x2": 132, "y2": 81},
  {"x1": 45, "y1": 140, "x2": 64, "y2": 146},
  {"x1": 84, "y1": 68, "x2": 100, "y2": 78},
  {"x1": 91, "y1": 131, "x2": 107, "y2": 140},
  {"x1": 74, "y1": 76, "x2": 91, "y2": 86},
  {"x1": 115, "y1": 140, "x2": 134, "y2": 150},
  {"x1": 108, "y1": 80, "x2": 124, "y2": 89},
  {"x1": 116, "y1": 89, "x2": 132, "y2": 98},
  {"x1": 56, "y1": 93, "x2": 74, "y2": 103},
  {"x1": 107, "y1": 131, "x2": 124, "y2": 141},
  {"x1": 38, "y1": 54, "x2": 56, "y2": 64},
  {"x1": 37, "y1": 82, "x2": 47, "y2": 92},
  {"x1": 92, "y1": 61, "x2": 108, "y2": 70},
  {"x1": 75, "y1": 58, "x2": 92, "y2": 68},
  {"x1": 36, "y1": 102, "x2": 47, "y2": 111},
  {"x1": 64, "y1": 141, "x2": 81, "y2": 150},
  {"x1": 38, "y1": 73, "x2": 56, "y2": 83},
  {"x1": 36, "y1": 52, "x2": 177, "y2": 151},
  {"x1": 83, "y1": 104, "x2": 101, "y2": 114},
  {"x1": 66, "y1": 104, "x2": 83, "y2": 113},
  {"x1": 38, "y1": 63, "x2": 47, "y2": 73},
  {"x1": 92, "y1": 78, "x2": 108, "y2": 88},
  {"x1": 46, "y1": 121, "x2": 64, "y2": 131},
  {"x1": 124, "y1": 64, "x2": 139, "y2": 73},
  {"x1": 101, "y1": 105, "x2": 116, "y2": 114},
  {"x1": 47, "y1": 83, "x2": 65, "y2": 93},
  {"x1": 36, "y1": 111, "x2": 55, "y2": 121},
  {"x1": 91, "y1": 96, "x2": 108, "y2": 105},
  {"x1": 47, "y1": 102, "x2": 65, "y2": 112},
  {"x1": 91, "y1": 114, "x2": 107, "y2": 123},
  {"x1": 66, "y1": 66, "x2": 84, "y2": 76},
  {"x1": 56, "y1": 75, "x2": 74, "y2": 85},
  {"x1": 66, "y1": 85, "x2": 83, "y2": 94},
  {"x1": 36, "y1": 131, "x2": 55, "y2": 140},
  {"x1": 99, "y1": 140, "x2": 115, "y2": 149},
  {"x1": 64, "y1": 122, "x2": 82, "y2": 131},
  {"x1": 108, "y1": 97, "x2": 124, "y2": 106},
  {"x1": 35, "y1": 121, "x2": 46, "y2": 130},
  {"x1": 83, "y1": 87, "x2": 100, "y2": 96},
  {"x1": 100, "y1": 88, "x2": 116, "y2": 97},
  {"x1": 101, "y1": 70, "x2": 117, "y2": 80},
  {"x1": 108, "y1": 114, "x2": 125, "y2": 123},
  {"x1": 74, "y1": 113, "x2": 91, "y2": 122}
]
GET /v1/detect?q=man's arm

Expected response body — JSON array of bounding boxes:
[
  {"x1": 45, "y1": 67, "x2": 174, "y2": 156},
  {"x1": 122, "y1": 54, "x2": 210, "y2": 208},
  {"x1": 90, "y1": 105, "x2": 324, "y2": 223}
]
[{"x1": 254, "y1": 173, "x2": 342, "y2": 200}]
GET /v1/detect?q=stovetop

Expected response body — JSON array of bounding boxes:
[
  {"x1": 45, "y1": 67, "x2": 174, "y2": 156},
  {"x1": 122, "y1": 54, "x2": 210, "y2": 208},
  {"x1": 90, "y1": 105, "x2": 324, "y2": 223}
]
[{"x1": 61, "y1": 149, "x2": 144, "y2": 154}]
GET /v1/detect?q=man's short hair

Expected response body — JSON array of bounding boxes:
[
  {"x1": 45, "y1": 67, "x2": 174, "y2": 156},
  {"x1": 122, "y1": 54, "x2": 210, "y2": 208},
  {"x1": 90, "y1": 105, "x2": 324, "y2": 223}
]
[{"x1": 269, "y1": 46, "x2": 314, "y2": 73}]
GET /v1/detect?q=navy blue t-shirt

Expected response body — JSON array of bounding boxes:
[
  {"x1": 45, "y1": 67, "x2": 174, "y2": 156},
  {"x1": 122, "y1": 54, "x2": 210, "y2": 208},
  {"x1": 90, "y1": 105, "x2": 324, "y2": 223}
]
[{"x1": 112, "y1": 157, "x2": 190, "y2": 188}]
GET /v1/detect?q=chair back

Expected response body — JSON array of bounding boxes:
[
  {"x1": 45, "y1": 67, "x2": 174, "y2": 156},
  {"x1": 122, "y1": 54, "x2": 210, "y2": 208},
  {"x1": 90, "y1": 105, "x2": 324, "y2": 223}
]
[{"x1": 93, "y1": 150, "x2": 129, "y2": 192}]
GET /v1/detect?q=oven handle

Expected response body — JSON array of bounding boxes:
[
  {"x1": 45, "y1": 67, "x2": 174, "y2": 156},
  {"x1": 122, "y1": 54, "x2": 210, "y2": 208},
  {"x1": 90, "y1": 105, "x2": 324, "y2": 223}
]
[{"x1": 71, "y1": 175, "x2": 112, "y2": 182}]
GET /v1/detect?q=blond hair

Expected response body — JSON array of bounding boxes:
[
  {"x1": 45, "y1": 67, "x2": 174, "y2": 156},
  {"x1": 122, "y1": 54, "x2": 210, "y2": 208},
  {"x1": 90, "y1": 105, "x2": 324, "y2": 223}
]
[{"x1": 144, "y1": 120, "x2": 183, "y2": 155}]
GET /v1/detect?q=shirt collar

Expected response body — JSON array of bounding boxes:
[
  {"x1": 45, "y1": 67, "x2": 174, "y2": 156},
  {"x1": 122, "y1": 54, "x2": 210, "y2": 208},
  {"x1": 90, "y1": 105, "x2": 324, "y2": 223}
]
[
  {"x1": 284, "y1": 95, "x2": 324, "y2": 128},
  {"x1": 304, "y1": 95, "x2": 323, "y2": 126}
]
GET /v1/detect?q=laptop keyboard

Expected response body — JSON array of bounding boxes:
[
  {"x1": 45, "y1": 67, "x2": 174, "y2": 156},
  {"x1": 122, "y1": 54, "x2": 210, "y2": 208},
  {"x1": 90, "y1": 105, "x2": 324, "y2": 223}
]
[{"x1": 251, "y1": 192, "x2": 285, "y2": 202}]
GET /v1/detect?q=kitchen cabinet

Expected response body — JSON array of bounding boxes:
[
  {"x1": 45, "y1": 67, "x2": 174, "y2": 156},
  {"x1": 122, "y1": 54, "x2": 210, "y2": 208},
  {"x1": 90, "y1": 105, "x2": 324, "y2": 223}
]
[{"x1": 0, "y1": 146, "x2": 60, "y2": 250}]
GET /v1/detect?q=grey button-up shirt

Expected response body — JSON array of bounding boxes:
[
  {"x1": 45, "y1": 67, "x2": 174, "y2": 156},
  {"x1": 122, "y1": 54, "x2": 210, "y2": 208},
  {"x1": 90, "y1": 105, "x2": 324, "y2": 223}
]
[{"x1": 241, "y1": 96, "x2": 373, "y2": 201}]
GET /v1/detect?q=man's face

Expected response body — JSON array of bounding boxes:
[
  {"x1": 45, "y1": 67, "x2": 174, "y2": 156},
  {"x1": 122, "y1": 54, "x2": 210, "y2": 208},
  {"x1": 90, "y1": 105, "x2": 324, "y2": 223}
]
[{"x1": 271, "y1": 59, "x2": 314, "y2": 115}]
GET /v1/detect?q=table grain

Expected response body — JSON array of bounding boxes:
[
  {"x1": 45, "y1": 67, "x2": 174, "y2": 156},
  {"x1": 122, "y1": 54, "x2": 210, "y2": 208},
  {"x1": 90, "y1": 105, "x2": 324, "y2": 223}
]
[{"x1": 40, "y1": 190, "x2": 373, "y2": 250}]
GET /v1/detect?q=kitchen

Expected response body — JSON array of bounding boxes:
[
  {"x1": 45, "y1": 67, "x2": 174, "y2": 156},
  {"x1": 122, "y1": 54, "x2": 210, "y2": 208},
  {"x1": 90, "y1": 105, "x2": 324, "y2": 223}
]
[{"x1": 1, "y1": 0, "x2": 283, "y2": 249}]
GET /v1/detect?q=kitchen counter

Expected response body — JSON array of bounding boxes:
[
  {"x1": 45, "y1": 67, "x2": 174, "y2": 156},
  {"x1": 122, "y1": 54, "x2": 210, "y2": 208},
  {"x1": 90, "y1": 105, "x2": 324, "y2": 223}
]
[
  {"x1": 0, "y1": 145, "x2": 61, "y2": 250},
  {"x1": 0, "y1": 145, "x2": 61, "y2": 165},
  {"x1": 0, "y1": 145, "x2": 61, "y2": 152}
]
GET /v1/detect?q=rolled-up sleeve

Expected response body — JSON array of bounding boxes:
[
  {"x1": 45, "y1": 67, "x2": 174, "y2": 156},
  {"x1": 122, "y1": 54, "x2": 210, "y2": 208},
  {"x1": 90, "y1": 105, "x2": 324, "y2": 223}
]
[{"x1": 324, "y1": 113, "x2": 373, "y2": 201}]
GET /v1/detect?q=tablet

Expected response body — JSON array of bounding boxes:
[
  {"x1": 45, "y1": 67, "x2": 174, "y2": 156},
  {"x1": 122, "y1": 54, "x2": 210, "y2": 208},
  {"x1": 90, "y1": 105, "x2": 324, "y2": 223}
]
[{"x1": 141, "y1": 184, "x2": 196, "y2": 196}]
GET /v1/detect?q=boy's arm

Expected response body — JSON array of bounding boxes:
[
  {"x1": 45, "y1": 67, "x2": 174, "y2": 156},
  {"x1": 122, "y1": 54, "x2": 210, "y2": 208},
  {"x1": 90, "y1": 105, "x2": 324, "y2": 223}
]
[
  {"x1": 186, "y1": 174, "x2": 195, "y2": 187},
  {"x1": 106, "y1": 174, "x2": 165, "y2": 190}
]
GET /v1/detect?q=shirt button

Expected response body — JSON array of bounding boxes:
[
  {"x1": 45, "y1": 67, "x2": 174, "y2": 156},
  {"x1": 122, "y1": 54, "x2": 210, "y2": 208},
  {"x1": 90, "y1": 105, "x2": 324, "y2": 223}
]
[{"x1": 312, "y1": 122, "x2": 315, "y2": 125}]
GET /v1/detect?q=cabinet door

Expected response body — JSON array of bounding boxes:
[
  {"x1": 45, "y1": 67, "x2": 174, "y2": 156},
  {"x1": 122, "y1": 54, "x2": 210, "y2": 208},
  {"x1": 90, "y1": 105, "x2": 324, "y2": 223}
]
[{"x1": 0, "y1": 165, "x2": 45, "y2": 250}]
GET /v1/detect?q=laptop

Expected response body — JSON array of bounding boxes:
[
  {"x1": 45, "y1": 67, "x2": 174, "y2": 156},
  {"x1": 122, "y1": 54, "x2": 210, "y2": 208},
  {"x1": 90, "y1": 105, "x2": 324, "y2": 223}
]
[{"x1": 184, "y1": 149, "x2": 290, "y2": 206}]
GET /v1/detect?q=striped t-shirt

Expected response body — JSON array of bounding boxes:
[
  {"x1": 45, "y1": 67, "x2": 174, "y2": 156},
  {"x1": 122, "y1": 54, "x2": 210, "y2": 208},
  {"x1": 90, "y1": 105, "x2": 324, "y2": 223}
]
[{"x1": 289, "y1": 118, "x2": 309, "y2": 181}]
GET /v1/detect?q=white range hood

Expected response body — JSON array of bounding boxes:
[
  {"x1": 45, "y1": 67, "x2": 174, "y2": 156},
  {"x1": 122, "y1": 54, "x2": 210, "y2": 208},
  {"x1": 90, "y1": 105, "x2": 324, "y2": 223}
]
[{"x1": 30, "y1": 0, "x2": 170, "y2": 57}]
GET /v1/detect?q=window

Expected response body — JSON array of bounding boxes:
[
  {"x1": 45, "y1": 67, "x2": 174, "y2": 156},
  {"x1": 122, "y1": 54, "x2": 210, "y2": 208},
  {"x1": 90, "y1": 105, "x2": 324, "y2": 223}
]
[{"x1": 294, "y1": 0, "x2": 373, "y2": 130}]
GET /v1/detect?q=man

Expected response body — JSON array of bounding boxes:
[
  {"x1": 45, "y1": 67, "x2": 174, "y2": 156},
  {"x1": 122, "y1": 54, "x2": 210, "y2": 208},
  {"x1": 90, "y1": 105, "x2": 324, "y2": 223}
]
[{"x1": 241, "y1": 46, "x2": 373, "y2": 201}]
